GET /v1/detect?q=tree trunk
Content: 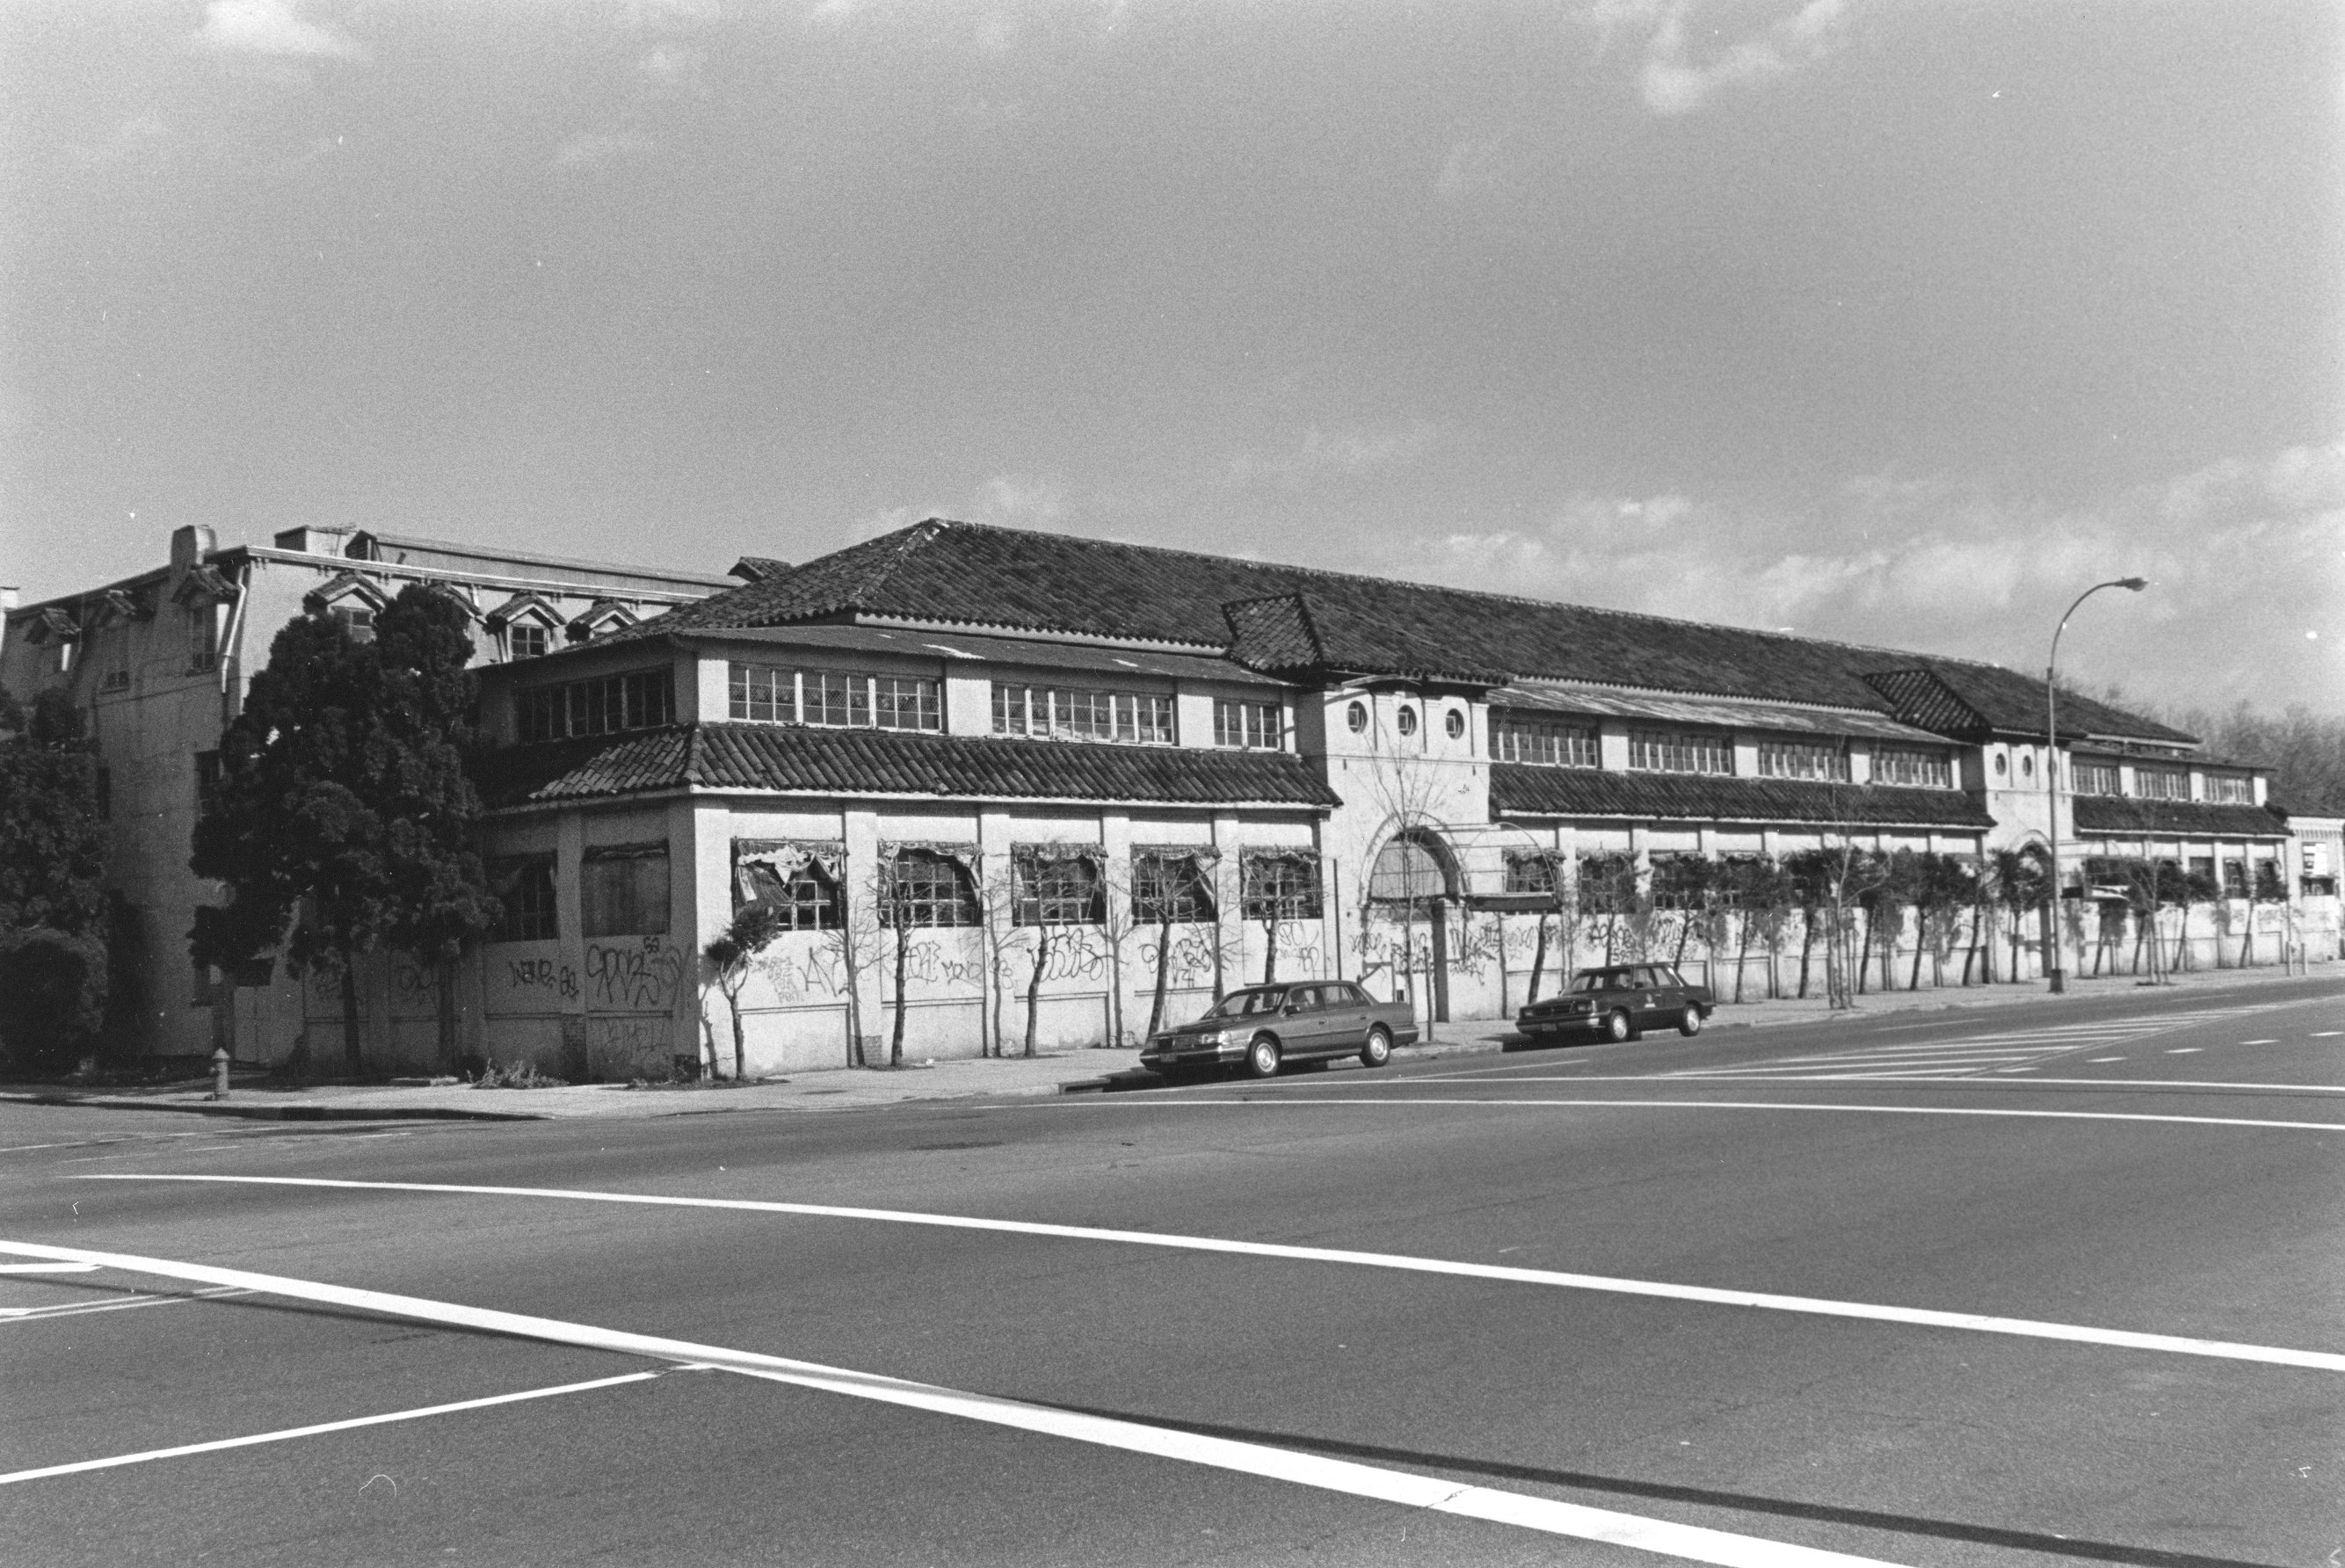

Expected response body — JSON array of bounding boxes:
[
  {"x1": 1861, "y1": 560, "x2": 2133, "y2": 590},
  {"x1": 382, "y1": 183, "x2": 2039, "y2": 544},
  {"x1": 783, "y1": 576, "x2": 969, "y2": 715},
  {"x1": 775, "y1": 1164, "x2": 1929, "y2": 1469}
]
[
  {"x1": 889, "y1": 916, "x2": 911, "y2": 1068},
  {"x1": 1855, "y1": 905, "x2": 1874, "y2": 994},
  {"x1": 729, "y1": 988, "x2": 747, "y2": 1082},
  {"x1": 1023, "y1": 926, "x2": 1052, "y2": 1058},
  {"x1": 1261, "y1": 918, "x2": 1278, "y2": 985},
  {"x1": 1144, "y1": 910, "x2": 1175, "y2": 1041},
  {"x1": 1909, "y1": 913, "x2": 1927, "y2": 991},
  {"x1": 338, "y1": 949, "x2": 362, "y2": 1077},
  {"x1": 435, "y1": 951, "x2": 458, "y2": 1070},
  {"x1": 1526, "y1": 912, "x2": 1550, "y2": 1006},
  {"x1": 1797, "y1": 908, "x2": 1815, "y2": 998}
]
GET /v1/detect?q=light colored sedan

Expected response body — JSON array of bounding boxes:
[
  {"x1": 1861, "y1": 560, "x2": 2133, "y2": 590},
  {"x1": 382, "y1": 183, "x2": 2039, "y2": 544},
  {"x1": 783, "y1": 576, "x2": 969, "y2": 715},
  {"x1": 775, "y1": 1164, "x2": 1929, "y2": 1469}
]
[{"x1": 1140, "y1": 981, "x2": 1420, "y2": 1079}]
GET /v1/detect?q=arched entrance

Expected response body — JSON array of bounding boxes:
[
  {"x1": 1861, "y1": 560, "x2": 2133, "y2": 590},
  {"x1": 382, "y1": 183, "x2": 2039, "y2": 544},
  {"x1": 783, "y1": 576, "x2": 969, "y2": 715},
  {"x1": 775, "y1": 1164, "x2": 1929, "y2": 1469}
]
[{"x1": 1369, "y1": 828, "x2": 1459, "y2": 1025}]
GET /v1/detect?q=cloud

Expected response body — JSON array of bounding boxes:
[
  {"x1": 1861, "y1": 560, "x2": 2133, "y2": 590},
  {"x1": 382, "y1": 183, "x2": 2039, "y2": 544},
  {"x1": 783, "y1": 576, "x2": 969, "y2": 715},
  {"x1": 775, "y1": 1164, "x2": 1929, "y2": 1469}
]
[
  {"x1": 637, "y1": 43, "x2": 707, "y2": 97},
  {"x1": 192, "y1": 0, "x2": 366, "y2": 61},
  {"x1": 1361, "y1": 439, "x2": 2345, "y2": 715},
  {"x1": 1226, "y1": 423, "x2": 1439, "y2": 489},
  {"x1": 555, "y1": 131, "x2": 654, "y2": 169},
  {"x1": 1579, "y1": 0, "x2": 1855, "y2": 116},
  {"x1": 1435, "y1": 136, "x2": 1504, "y2": 201},
  {"x1": 975, "y1": 474, "x2": 1069, "y2": 526}
]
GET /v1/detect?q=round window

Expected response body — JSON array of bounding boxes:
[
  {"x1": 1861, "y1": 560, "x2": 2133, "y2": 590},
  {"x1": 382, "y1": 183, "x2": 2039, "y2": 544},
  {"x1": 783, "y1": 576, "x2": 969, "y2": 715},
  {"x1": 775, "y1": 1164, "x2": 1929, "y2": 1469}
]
[
  {"x1": 2021, "y1": 752, "x2": 2035, "y2": 779},
  {"x1": 1994, "y1": 753, "x2": 2008, "y2": 777},
  {"x1": 1347, "y1": 701, "x2": 1368, "y2": 734},
  {"x1": 1445, "y1": 708, "x2": 1465, "y2": 739},
  {"x1": 1397, "y1": 706, "x2": 1419, "y2": 737}
]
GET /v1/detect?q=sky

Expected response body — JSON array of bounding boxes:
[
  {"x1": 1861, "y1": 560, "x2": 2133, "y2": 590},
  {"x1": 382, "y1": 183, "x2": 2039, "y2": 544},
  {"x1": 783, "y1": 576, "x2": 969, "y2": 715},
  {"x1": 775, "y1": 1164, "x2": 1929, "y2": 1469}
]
[{"x1": 4, "y1": 0, "x2": 2341, "y2": 717}]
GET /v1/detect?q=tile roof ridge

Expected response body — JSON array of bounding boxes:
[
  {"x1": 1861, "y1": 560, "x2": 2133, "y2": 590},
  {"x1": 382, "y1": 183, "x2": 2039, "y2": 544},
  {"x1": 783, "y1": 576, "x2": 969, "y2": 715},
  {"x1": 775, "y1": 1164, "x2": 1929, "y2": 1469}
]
[
  {"x1": 917, "y1": 519, "x2": 1974, "y2": 667},
  {"x1": 1501, "y1": 676, "x2": 1895, "y2": 715}
]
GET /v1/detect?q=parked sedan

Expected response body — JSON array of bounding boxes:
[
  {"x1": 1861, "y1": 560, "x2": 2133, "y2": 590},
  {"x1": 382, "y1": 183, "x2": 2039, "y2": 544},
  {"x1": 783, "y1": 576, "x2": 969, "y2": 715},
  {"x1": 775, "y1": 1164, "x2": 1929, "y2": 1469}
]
[
  {"x1": 1516, "y1": 964, "x2": 1714, "y2": 1043},
  {"x1": 1141, "y1": 981, "x2": 1420, "y2": 1079}
]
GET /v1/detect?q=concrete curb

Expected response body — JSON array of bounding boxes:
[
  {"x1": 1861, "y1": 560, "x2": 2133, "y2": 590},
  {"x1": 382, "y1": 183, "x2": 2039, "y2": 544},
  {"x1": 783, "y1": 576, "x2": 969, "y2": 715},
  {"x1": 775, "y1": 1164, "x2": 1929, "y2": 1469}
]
[{"x1": 0, "y1": 1093, "x2": 549, "y2": 1123}]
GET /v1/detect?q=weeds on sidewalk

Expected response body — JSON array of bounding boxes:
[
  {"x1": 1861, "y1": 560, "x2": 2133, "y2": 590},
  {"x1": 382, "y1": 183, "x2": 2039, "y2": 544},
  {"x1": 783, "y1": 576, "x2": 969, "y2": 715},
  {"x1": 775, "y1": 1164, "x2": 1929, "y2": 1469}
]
[{"x1": 474, "y1": 1059, "x2": 569, "y2": 1090}]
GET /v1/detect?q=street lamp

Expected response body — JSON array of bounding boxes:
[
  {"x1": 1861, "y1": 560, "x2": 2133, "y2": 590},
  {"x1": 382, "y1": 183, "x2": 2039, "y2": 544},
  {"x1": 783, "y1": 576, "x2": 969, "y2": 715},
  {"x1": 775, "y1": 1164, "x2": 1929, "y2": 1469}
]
[{"x1": 2044, "y1": 576, "x2": 2150, "y2": 993}]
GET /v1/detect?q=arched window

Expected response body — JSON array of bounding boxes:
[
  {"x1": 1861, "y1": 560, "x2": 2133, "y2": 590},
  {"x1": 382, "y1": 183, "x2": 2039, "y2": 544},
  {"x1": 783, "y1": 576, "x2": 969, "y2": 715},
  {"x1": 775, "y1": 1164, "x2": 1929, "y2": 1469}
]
[
  {"x1": 883, "y1": 851, "x2": 980, "y2": 928},
  {"x1": 1369, "y1": 833, "x2": 1448, "y2": 903}
]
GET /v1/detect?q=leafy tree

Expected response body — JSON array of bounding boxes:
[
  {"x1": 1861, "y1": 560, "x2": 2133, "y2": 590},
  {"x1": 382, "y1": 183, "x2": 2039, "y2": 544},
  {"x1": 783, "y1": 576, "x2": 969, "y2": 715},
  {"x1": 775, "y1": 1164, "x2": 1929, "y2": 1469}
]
[
  {"x1": 190, "y1": 587, "x2": 496, "y2": 1074},
  {"x1": 0, "y1": 687, "x2": 108, "y2": 941},
  {"x1": 703, "y1": 902, "x2": 781, "y2": 1080},
  {"x1": 0, "y1": 927, "x2": 107, "y2": 1070}
]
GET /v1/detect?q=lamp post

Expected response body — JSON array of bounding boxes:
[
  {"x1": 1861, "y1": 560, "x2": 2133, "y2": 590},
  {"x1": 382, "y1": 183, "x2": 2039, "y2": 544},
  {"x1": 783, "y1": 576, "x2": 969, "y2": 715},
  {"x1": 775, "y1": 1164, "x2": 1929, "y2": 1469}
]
[{"x1": 2043, "y1": 577, "x2": 2150, "y2": 992}]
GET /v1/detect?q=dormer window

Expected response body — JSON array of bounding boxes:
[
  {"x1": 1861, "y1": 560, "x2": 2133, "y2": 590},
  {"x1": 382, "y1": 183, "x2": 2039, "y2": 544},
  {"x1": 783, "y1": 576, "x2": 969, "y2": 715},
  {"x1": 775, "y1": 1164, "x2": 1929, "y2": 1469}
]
[
  {"x1": 2204, "y1": 773, "x2": 2252, "y2": 804},
  {"x1": 304, "y1": 572, "x2": 388, "y2": 646},
  {"x1": 1628, "y1": 728, "x2": 1732, "y2": 776},
  {"x1": 2135, "y1": 767, "x2": 2189, "y2": 801},
  {"x1": 487, "y1": 592, "x2": 564, "y2": 662}
]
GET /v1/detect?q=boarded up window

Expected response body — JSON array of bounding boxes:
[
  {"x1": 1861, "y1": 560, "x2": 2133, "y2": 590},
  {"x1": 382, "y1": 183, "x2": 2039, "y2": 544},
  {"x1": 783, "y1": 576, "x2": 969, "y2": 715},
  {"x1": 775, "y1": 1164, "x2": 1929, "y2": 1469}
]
[{"x1": 582, "y1": 844, "x2": 670, "y2": 937}]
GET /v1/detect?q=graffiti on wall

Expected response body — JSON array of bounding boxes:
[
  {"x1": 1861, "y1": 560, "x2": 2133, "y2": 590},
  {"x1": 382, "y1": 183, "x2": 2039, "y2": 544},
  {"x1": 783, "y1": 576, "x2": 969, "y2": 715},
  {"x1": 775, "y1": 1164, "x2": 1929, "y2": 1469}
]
[
  {"x1": 587, "y1": 1014, "x2": 672, "y2": 1078},
  {"x1": 1138, "y1": 926, "x2": 1220, "y2": 990},
  {"x1": 499, "y1": 957, "x2": 577, "y2": 1005},
  {"x1": 389, "y1": 956, "x2": 439, "y2": 1018},
  {"x1": 586, "y1": 936, "x2": 686, "y2": 1013}
]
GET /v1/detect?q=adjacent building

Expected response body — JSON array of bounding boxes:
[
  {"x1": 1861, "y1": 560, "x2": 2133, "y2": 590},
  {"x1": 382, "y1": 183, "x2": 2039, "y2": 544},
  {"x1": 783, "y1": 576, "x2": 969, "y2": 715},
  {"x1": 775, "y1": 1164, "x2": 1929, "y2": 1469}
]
[{"x1": 0, "y1": 524, "x2": 732, "y2": 1059}]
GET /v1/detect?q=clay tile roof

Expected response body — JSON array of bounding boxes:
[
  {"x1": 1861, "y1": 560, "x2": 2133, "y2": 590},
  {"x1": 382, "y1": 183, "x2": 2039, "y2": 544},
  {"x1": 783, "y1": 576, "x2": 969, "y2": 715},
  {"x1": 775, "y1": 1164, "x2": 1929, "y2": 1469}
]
[
  {"x1": 2071, "y1": 797, "x2": 2288, "y2": 839},
  {"x1": 1490, "y1": 765, "x2": 1994, "y2": 830},
  {"x1": 477, "y1": 723, "x2": 1339, "y2": 811},
  {"x1": 1222, "y1": 594, "x2": 1324, "y2": 672},
  {"x1": 1865, "y1": 665, "x2": 2196, "y2": 745},
  {"x1": 583, "y1": 519, "x2": 2185, "y2": 740}
]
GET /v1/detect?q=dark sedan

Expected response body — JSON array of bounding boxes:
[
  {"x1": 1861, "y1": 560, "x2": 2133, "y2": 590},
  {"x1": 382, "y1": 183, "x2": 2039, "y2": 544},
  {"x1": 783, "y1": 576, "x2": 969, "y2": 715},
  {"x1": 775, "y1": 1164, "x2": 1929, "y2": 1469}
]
[
  {"x1": 1141, "y1": 981, "x2": 1419, "y2": 1079},
  {"x1": 1516, "y1": 963, "x2": 1714, "y2": 1043}
]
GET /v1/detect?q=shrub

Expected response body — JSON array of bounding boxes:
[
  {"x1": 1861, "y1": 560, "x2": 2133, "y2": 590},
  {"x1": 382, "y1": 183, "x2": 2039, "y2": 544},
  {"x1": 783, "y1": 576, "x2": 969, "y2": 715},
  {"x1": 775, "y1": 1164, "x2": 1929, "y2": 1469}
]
[{"x1": 0, "y1": 928, "x2": 108, "y2": 1070}]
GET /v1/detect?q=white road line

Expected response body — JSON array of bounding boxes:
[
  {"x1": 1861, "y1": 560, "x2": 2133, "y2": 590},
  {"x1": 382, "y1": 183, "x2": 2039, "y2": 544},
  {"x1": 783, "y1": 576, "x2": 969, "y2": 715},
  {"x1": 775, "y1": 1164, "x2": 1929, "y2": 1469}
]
[
  {"x1": 2313, "y1": 1032, "x2": 2342, "y2": 1038},
  {"x1": 1045, "y1": 1097, "x2": 2345, "y2": 1133},
  {"x1": 0, "y1": 1371, "x2": 665, "y2": 1485},
  {"x1": 2087, "y1": 1057, "x2": 2124, "y2": 1063},
  {"x1": 0, "y1": 1286, "x2": 250, "y2": 1323},
  {"x1": 0, "y1": 1239, "x2": 1906, "y2": 1568},
  {"x1": 2240, "y1": 1039, "x2": 2277, "y2": 1045},
  {"x1": 1331, "y1": 1072, "x2": 2345, "y2": 1095},
  {"x1": 2168, "y1": 1049, "x2": 2203, "y2": 1055},
  {"x1": 74, "y1": 1176, "x2": 2345, "y2": 1375},
  {"x1": 0, "y1": 1262, "x2": 98, "y2": 1274}
]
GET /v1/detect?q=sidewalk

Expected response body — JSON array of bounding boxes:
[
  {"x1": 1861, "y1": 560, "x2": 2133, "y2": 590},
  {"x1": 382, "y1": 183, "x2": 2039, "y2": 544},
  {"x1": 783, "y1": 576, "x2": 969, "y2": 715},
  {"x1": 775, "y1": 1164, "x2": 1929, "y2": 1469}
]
[
  {"x1": 0, "y1": 1049, "x2": 1148, "y2": 1124},
  {"x1": 6, "y1": 961, "x2": 2331, "y2": 1122}
]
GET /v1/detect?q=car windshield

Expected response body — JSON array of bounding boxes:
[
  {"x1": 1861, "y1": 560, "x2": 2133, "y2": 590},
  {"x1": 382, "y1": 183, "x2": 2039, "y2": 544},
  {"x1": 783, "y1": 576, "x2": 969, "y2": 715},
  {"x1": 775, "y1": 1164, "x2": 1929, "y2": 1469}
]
[{"x1": 1204, "y1": 989, "x2": 1285, "y2": 1019}]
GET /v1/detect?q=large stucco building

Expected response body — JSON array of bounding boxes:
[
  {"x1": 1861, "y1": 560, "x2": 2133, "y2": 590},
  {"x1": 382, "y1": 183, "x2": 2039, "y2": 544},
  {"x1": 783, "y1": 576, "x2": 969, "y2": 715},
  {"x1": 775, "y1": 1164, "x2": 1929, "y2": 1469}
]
[
  {"x1": 0, "y1": 524, "x2": 731, "y2": 1060},
  {"x1": 8, "y1": 518, "x2": 2332, "y2": 1075}
]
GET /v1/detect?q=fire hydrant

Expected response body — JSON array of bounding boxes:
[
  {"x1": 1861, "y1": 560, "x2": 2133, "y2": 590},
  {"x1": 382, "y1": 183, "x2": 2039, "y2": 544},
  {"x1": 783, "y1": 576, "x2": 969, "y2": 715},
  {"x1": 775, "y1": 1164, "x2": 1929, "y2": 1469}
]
[{"x1": 209, "y1": 1046, "x2": 232, "y2": 1101}]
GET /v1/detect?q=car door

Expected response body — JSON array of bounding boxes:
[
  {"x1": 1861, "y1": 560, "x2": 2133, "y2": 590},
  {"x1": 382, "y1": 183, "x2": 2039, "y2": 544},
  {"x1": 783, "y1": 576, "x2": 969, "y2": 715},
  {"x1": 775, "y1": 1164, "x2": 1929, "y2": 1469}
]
[
  {"x1": 1319, "y1": 982, "x2": 1370, "y2": 1053},
  {"x1": 1630, "y1": 967, "x2": 1665, "y2": 1027},
  {"x1": 1281, "y1": 984, "x2": 1329, "y2": 1055}
]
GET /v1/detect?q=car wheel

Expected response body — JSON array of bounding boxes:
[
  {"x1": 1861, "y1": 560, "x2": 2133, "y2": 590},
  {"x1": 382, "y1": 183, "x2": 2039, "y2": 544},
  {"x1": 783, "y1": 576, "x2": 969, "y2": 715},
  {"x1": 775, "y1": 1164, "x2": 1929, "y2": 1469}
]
[
  {"x1": 1677, "y1": 1005, "x2": 1703, "y2": 1038},
  {"x1": 1245, "y1": 1034, "x2": 1282, "y2": 1078},
  {"x1": 1601, "y1": 1009, "x2": 1633, "y2": 1043},
  {"x1": 1361, "y1": 1026, "x2": 1393, "y2": 1069}
]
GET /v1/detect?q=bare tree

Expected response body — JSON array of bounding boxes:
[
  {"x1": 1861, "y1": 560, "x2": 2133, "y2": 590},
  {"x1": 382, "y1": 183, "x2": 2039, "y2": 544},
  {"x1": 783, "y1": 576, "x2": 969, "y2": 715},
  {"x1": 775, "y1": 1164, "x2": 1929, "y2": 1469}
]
[{"x1": 701, "y1": 903, "x2": 781, "y2": 1082}]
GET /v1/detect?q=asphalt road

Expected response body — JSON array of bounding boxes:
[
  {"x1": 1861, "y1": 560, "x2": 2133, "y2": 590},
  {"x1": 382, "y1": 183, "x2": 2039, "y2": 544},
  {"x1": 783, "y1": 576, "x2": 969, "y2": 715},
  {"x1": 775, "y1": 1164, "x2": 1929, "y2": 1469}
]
[{"x1": 4, "y1": 975, "x2": 2341, "y2": 1567}]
